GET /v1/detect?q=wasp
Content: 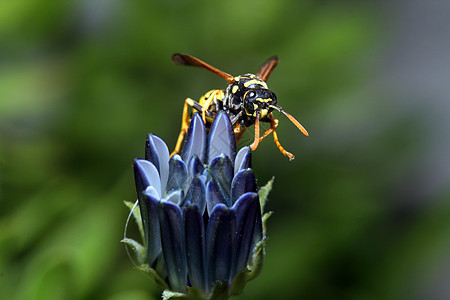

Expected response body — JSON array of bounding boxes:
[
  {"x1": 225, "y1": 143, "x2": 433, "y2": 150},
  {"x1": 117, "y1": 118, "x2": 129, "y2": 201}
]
[{"x1": 171, "y1": 53, "x2": 308, "y2": 161}]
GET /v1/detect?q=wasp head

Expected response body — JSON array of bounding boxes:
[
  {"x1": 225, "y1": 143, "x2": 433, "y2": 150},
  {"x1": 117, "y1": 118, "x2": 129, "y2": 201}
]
[{"x1": 243, "y1": 88, "x2": 277, "y2": 119}]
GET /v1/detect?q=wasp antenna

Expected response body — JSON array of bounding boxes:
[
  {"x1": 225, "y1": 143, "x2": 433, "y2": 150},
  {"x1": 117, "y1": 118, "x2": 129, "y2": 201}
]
[{"x1": 270, "y1": 105, "x2": 309, "y2": 137}]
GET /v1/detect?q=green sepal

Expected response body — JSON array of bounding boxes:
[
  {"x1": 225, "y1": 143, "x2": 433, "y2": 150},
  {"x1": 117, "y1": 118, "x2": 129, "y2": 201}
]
[
  {"x1": 228, "y1": 267, "x2": 250, "y2": 296},
  {"x1": 261, "y1": 211, "x2": 273, "y2": 237},
  {"x1": 162, "y1": 287, "x2": 207, "y2": 300},
  {"x1": 258, "y1": 177, "x2": 274, "y2": 212},
  {"x1": 208, "y1": 281, "x2": 230, "y2": 300},
  {"x1": 137, "y1": 264, "x2": 170, "y2": 291},
  {"x1": 124, "y1": 200, "x2": 145, "y2": 242},
  {"x1": 120, "y1": 238, "x2": 146, "y2": 265},
  {"x1": 160, "y1": 281, "x2": 234, "y2": 300},
  {"x1": 162, "y1": 290, "x2": 188, "y2": 300}
]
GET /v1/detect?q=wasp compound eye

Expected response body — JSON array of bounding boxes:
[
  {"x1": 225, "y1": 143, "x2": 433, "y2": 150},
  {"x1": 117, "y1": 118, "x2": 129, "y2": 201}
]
[
  {"x1": 247, "y1": 91, "x2": 256, "y2": 99},
  {"x1": 268, "y1": 90, "x2": 277, "y2": 105},
  {"x1": 244, "y1": 99, "x2": 255, "y2": 115}
]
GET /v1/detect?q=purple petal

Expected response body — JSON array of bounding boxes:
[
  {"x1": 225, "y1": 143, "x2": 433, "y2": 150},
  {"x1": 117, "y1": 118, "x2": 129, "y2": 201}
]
[
  {"x1": 206, "y1": 179, "x2": 228, "y2": 216},
  {"x1": 163, "y1": 189, "x2": 184, "y2": 205},
  {"x1": 144, "y1": 185, "x2": 159, "y2": 199},
  {"x1": 208, "y1": 154, "x2": 233, "y2": 204},
  {"x1": 234, "y1": 146, "x2": 252, "y2": 175},
  {"x1": 230, "y1": 168, "x2": 257, "y2": 205},
  {"x1": 145, "y1": 134, "x2": 160, "y2": 171},
  {"x1": 183, "y1": 204, "x2": 207, "y2": 292},
  {"x1": 166, "y1": 154, "x2": 188, "y2": 193},
  {"x1": 158, "y1": 201, "x2": 187, "y2": 292},
  {"x1": 140, "y1": 192, "x2": 162, "y2": 265},
  {"x1": 207, "y1": 112, "x2": 236, "y2": 164},
  {"x1": 182, "y1": 113, "x2": 207, "y2": 164},
  {"x1": 206, "y1": 204, "x2": 236, "y2": 287},
  {"x1": 133, "y1": 159, "x2": 161, "y2": 198},
  {"x1": 150, "y1": 134, "x2": 170, "y2": 194},
  {"x1": 183, "y1": 175, "x2": 206, "y2": 214},
  {"x1": 188, "y1": 155, "x2": 205, "y2": 178},
  {"x1": 230, "y1": 192, "x2": 260, "y2": 280}
]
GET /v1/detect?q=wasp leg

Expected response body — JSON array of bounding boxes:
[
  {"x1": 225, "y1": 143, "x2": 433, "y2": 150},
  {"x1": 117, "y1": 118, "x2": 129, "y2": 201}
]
[
  {"x1": 262, "y1": 114, "x2": 295, "y2": 160},
  {"x1": 171, "y1": 98, "x2": 198, "y2": 157},
  {"x1": 250, "y1": 114, "x2": 261, "y2": 151},
  {"x1": 259, "y1": 113, "x2": 277, "y2": 142},
  {"x1": 230, "y1": 111, "x2": 243, "y2": 126},
  {"x1": 273, "y1": 130, "x2": 295, "y2": 161},
  {"x1": 233, "y1": 123, "x2": 241, "y2": 134},
  {"x1": 201, "y1": 90, "x2": 221, "y2": 123},
  {"x1": 234, "y1": 123, "x2": 247, "y2": 144}
]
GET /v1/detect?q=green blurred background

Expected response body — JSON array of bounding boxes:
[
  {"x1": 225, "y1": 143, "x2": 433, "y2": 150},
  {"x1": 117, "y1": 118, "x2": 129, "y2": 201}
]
[{"x1": 1, "y1": 0, "x2": 449, "y2": 299}]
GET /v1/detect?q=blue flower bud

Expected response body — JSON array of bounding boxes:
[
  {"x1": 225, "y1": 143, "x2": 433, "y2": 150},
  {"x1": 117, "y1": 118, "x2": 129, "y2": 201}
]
[{"x1": 127, "y1": 112, "x2": 270, "y2": 299}]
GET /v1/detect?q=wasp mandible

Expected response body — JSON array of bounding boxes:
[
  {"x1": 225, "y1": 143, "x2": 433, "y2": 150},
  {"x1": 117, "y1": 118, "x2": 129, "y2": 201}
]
[{"x1": 171, "y1": 53, "x2": 308, "y2": 161}]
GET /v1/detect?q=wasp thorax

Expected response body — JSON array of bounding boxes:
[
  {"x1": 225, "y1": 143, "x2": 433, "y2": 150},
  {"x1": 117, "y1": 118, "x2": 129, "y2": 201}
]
[{"x1": 243, "y1": 89, "x2": 277, "y2": 118}]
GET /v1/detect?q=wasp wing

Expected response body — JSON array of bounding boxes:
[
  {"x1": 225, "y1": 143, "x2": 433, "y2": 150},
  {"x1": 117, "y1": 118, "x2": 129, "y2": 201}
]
[
  {"x1": 257, "y1": 56, "x2": 279, "y2": 82},
  {"x1": 172, "y1": 53, "x2": 235, "y2": 83}
]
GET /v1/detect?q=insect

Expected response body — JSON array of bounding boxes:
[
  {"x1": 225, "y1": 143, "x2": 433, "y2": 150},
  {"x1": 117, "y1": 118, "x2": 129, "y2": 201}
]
[{"x1": 171, "y1": 53, "x2": 308, "y2": 161}]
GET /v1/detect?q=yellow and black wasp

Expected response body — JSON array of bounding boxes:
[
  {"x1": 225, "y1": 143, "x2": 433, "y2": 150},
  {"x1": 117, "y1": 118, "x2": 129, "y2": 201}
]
[{"x1": 171, "y1": 53, "x2": 308, "y2": 161}]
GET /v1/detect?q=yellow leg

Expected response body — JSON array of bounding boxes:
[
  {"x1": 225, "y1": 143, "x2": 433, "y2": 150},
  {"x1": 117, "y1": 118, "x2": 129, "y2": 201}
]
[
  {"x1": 260, "y1": 114, "x2": 295, "y2": 160},
  {"x1": 259, "y1": 113, "x2": 277, "y2": 142},
  {"x1": 250, "y1": 115, "x2": 261, "y2": 151},
  {"x1": 234, "y1": 123, "x2": 247, "y2": 144},
  {"x1": 171, "y1": 98, "x2": 196, "y2": 157},
  {"x1": 272, "y1": 129, "x2": 295, "y2": 161},
  {"x1": 201, "y1": 90, "x2": 221, "y2": 123},
  {"x1": 233, "y1": 123, "x2": 241, "y2": 134}
]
